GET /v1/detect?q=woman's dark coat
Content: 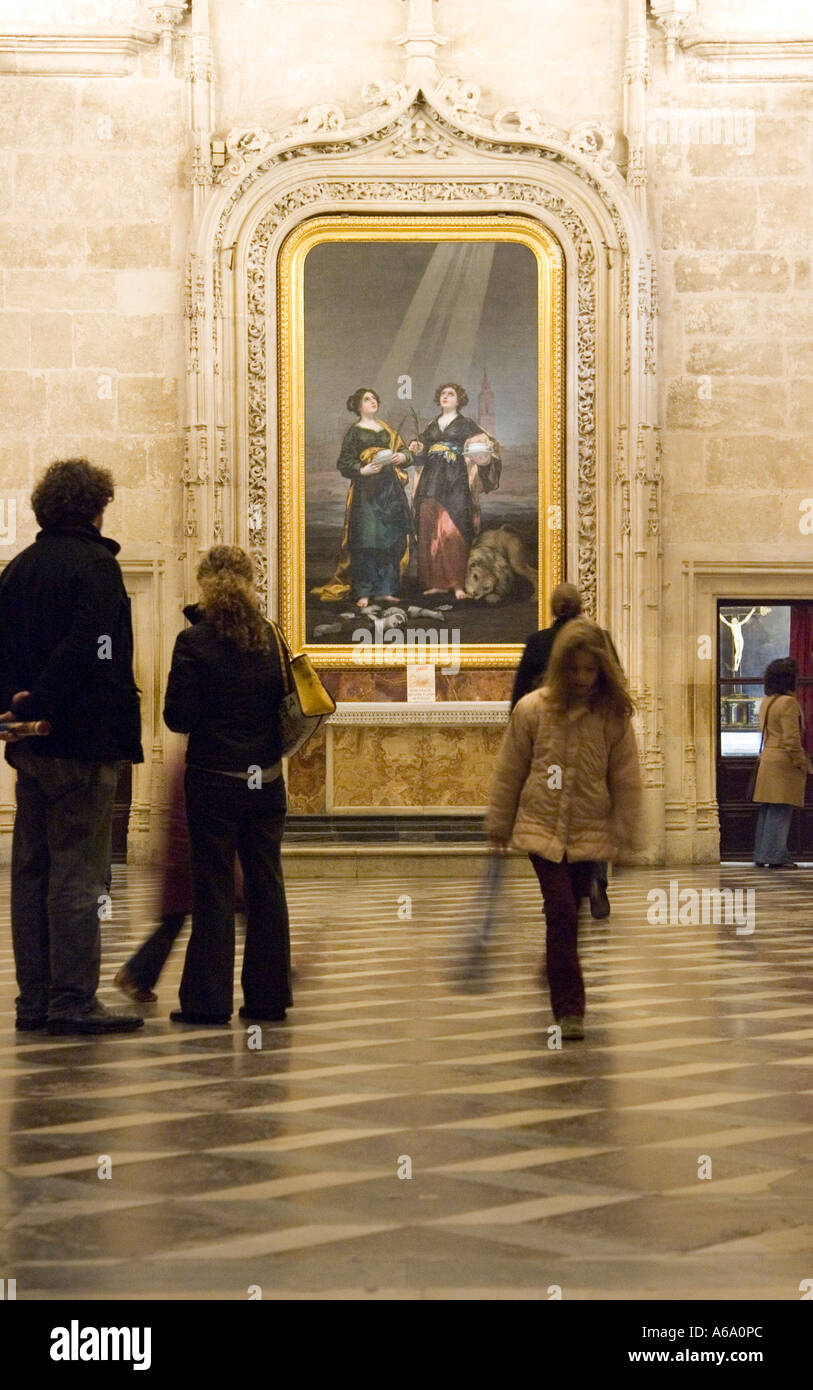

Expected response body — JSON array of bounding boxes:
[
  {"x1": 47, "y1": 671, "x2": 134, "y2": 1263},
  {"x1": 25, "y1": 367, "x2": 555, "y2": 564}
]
[{"x1": 163, "y1": 605, "x2": 286, "y2": 773}]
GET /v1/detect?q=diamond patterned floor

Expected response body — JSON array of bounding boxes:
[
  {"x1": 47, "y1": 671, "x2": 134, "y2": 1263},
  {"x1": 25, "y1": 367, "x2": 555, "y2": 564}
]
[{"x1": 1, "y1": 861, "x2": 812, "y2": 1301}]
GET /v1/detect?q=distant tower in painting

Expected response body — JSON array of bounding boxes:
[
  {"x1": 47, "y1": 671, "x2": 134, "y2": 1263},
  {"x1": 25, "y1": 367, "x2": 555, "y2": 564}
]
[{"x1": 478, "y1": 368, "x2": 495, "y2": 437}]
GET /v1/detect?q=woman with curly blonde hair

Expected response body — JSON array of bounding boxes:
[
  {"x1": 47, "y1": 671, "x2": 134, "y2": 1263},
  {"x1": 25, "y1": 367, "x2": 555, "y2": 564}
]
[
  {"x1": 487, "y1": 618, "x2": 641, "y2": 1041},
  {"x1": 162, "y1": 546, "x2": 292, "y2": 1026}
]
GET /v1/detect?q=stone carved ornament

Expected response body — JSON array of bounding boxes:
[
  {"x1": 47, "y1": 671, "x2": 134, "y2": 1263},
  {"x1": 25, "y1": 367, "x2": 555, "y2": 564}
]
[
  {"x1": 222, "y1": 79, "x2": 624, "y2": 193},
  {"x1": 241, "y1": 168, "x2": 600, "y2": 620},
  {"x1": 200, "y1": 77, "x2": 652, "y2": 633}
]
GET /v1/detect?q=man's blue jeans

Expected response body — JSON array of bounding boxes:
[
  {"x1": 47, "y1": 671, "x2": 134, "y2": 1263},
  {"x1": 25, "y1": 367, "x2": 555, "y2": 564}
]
[{"x1": 7, "y1": 742, "x2": 120, "y2": 1020}]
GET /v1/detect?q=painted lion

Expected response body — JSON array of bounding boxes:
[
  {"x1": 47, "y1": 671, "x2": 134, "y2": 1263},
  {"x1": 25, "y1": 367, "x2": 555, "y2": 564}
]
[{"x1": 464, "y1": 526, "x2": 538, "y2": 605}]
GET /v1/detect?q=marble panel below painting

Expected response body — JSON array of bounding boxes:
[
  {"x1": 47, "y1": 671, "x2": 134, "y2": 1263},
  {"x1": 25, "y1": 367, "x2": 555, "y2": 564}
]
[
  {"x1": 286, "y1": 725, "x2": 327, "y2": 813},
  {"x1": 289, "y1": 670, "x2": 515, "y2": 813},
  {"x1": 329, "y1": 725, "x2": 502, "y2": 810},
  {"x1": 419, "y1": 726, "x2": 505, "y2": 806},
  {"x1": 332, "y1": 726, "x2": 425, "y2": 808}
]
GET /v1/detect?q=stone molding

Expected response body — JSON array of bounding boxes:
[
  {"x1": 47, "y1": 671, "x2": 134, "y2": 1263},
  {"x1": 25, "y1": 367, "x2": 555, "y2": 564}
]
[
  {"x1": 0, "y1": 30, "x2": 158, "y2": 76},
  {"x1": 681, "y1": 35, "x2": 813, "y2": 82}
]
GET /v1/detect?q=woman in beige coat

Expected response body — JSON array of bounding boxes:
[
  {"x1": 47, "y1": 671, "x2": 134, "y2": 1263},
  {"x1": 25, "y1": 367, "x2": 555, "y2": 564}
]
[
  {"x1": 752, "y1": 658, "x2": 812, "y2": 868},
  {"x1": 486, "y1": 618, "x2": 641, "y2": 1041}
]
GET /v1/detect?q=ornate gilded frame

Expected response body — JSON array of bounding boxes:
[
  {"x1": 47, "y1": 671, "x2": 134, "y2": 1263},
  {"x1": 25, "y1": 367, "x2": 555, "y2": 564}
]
[{"x1": 277, "y1": 213, "x2": 564, "y2": 667}]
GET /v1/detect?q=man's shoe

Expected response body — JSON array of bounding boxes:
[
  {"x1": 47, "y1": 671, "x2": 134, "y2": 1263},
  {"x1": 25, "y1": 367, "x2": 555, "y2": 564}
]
[
  {"x1": 557, "y1": 1015, "x2": 585, "y2": 1041},
  {"x1": 48, "y1": 1005, "x2": 144, "y2": 1036},
  {"x1": 589, "y1": 879, "x2": 611, "y2": 919},
  {"x1": 239, "y1": 1007, "x2": 286, "y2": 1023},
  {"x1": 114, "y1": 966, "x2": 158, "y2": 1004},
  {"x1": 16, "y1": 1016, "x2": 47, "y2": 1031},
  {"x1": 169, "y1": 1010, "x2": 230, "y2": 1025}
]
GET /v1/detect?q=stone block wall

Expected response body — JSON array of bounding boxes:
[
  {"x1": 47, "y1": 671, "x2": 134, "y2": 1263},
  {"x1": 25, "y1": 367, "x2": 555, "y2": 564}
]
[
  {"x1": 0, "y1": 68, "x2": 188, "y2": 554},
  {"x1": 0, "y1": 10, "x2": 190, "y2": 860},
  {"x1": 1, "y1": 1, "x2": 812, "y2": 860},
  {"x1": 646, "y1": 35, "x2": 813, "y2": 855}
]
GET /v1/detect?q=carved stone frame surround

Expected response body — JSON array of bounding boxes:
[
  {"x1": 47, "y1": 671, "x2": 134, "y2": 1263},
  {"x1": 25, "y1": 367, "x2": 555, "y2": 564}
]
[{"x1": 185, "y1": 91, "x2": 664, "y2": 856}]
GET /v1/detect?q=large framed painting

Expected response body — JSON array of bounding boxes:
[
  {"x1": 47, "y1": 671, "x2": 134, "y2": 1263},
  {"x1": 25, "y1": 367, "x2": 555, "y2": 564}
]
[{"x1": 277, "y1": 214, "x2": 564, "y2": 667}]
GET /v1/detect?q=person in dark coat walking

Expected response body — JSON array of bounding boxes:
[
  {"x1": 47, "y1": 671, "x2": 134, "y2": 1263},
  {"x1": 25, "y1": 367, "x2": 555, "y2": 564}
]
[
  {"x1": 0, "y1": 458, "x2": 144, "y2": 1035},
  {"x1": 510, "y1": 582, "x2": 622, "y2": 920},
  {"x1": 113, "y1": 688, "x2": 246, "y2": 1003},
  {"x1": 163, "y1": 545, "x2": 292, "y2": 1026},
  {"x1": 113, "y1": 746, "x2": 193, "y2": 1002}
]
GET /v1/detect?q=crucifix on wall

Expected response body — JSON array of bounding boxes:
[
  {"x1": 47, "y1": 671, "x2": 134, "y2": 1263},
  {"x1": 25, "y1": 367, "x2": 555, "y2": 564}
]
[{"x1": 719, "y1": 608, "x2": 757, "y2": 674}]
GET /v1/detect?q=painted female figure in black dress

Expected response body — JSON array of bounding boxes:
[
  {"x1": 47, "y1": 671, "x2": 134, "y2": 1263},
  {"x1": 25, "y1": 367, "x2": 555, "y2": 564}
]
[{"x1": 408, "y1": 383, "x2": 501, "y2": 599}]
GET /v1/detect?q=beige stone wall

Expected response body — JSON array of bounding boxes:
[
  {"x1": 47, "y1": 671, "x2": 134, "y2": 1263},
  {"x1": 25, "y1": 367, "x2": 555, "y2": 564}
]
[
  {"x1": 646, "y1": 43, "x2": 813, "y2": 857},
  {"x1": 1, "y1": 2, "x2": 812, "y2": 862},
  {"x1": 212, "y1": 0, "x2": 626, "y2": 135},
  {"x1": 0, "y1": 69, "x2": 187, "y2": 552},
  {"x1": 696, "y1": 0, "x2": 812, "y2": 31},
  {"x1": 0, "y1": 24, "x2": 189, "y2": 860}
]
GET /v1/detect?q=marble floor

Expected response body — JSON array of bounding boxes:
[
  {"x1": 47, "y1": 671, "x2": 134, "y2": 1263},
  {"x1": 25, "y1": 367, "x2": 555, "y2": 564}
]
[{"x1": 1, "y1": 860, "x2": 812, "y2": 1302}]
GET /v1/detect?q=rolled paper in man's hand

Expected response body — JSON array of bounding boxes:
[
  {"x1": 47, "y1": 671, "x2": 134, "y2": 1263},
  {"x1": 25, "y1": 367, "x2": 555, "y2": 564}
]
[{"x1": 0, "y1": 720, "x2": 51, "y2": 736}]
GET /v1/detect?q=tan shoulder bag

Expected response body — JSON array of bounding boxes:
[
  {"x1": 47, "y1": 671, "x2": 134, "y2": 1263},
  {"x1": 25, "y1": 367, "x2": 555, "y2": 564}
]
[{"x1": 269, "y1": 623, "x2": 336, "y2": 758}]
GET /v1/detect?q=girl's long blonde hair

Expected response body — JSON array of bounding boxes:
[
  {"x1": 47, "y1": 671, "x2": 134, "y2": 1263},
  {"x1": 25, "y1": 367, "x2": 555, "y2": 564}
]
[
  {"x1": 196, "y1": 546, "x2": 271, "y2": 654},
  {"x1": 544, "y1": 617, "x2": 634, "y2": 720}
]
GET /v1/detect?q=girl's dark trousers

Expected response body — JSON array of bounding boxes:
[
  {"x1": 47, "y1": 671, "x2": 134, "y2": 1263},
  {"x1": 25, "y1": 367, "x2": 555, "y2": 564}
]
[{"x1": 529, "y1": 854, "x2": 593, "y2": 1019}]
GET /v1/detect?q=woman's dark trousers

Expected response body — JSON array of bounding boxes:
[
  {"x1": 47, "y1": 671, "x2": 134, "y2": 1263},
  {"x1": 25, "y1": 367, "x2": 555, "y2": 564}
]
[
  {"x1": 179, "y1": 767, "x2": 291, "y2": 1018},
  {"x1": 529, "y1": 854, "x2": 593, "y2": 1019}
]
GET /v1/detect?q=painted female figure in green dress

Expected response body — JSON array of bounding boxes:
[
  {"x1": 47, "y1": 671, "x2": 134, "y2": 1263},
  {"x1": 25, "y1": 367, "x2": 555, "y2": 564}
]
[{"x1": 313, "y1": 388, "x2": 413, "y2": 610}]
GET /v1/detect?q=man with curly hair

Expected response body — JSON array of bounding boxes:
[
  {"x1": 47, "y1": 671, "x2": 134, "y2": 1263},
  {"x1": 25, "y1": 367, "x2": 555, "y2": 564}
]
[{"x1": 0, "y1": 459, "x2": 144, "y2": 1035}]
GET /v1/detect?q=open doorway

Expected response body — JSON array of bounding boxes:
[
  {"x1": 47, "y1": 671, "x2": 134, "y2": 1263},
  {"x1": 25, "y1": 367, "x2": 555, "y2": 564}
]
[{"x1": 717, "y1": 600, "x2": 813, "y2": 861}]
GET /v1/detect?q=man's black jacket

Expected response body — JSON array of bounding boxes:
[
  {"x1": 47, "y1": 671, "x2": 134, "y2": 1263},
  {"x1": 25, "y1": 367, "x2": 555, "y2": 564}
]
[
  {"x1": 0, "y1": 522, "x2": 143, "y2": 762},
  {"x1": 163, "y1": 605, "x2": 286, "y2": 773},
  {"x1": 510, "y1": 616, "x2": 622, "y2": 709}
]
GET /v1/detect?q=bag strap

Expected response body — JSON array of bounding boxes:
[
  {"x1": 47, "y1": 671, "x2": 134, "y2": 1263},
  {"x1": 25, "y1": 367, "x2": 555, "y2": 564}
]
[
  {"x1": 758, "y1": 695, "x2": 779, "y2": 754},
  {"x1": 269, "y1": 622, "x2": 293, "y2": 697}
]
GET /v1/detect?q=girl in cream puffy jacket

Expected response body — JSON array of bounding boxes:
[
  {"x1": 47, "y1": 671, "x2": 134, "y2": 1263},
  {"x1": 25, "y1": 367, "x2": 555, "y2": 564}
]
[{"x1": 487, "y1": 618, "x2": 642, "y2": 1039}]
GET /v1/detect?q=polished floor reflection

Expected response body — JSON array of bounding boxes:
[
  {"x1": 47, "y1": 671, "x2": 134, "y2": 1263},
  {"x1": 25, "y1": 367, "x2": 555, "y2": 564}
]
[{"x1": 1, "y1": 862, "x2": 812, "y2": 1300}]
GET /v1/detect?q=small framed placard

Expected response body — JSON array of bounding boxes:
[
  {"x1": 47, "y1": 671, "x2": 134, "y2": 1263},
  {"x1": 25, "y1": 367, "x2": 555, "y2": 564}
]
[{"x1": 407, "y1": 663, "x2": 436, "y2": 704}]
